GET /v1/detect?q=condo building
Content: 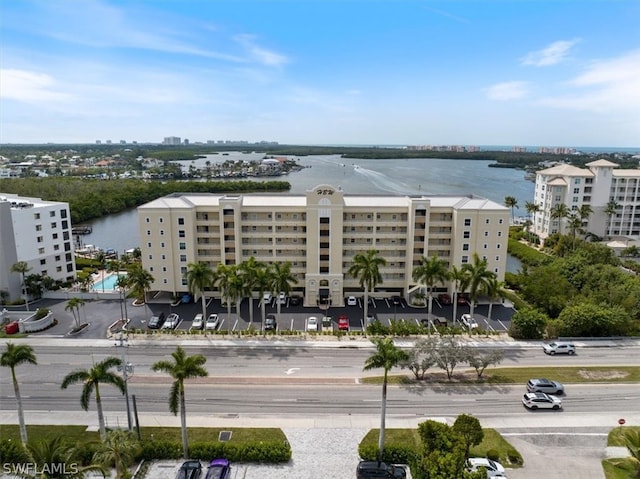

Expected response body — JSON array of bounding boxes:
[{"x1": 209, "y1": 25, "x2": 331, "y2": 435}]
[
  {"x1": 0, "y1": 193, "x2": 76, "y2": 302},
  {"x1": 138, "y1": 185, "x2": 509, "y2": 306},
  {"x1": 532, "y1": 160, "x2": 640, "y2": 242}
]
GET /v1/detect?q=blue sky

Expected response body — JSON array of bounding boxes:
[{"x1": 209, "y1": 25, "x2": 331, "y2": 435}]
[{"x1": 1, "y1": 0, "x2": 639, "y2": 147}]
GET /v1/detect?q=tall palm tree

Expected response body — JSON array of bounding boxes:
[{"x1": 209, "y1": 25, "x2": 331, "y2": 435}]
[
  {"x1": 604, "y1": 199, "x2": 620, "y2": 239},
  {"x1": 61, "y1": 357, "x2": 125, "y2": 441},
  {"x1": 348, "y1": 249, "x2": 386, "y2": 328},
  {"x1": 412, "y1": 255, "x2": 449, "y2": 318},
  {"x1": 238, "y1": 257, "x2": 263, "y2": 325},
  {"x1": 151, "y1": 346, "x2": 208, "y2": 459},
  {"x1": 524, "y1": 201, "x2": 540, "y2": 238},
  {"x1": 461, "y1": 253, "x2": 496, "y2": 322},
  {"x1": 115, "y1": 275, "x2": 130, "y2": 324},
  {"x1": 363, "y1": 338, "x2": 409, "y2": 460},
  {"x1": 1, "y1": 342, "x2": 37, "y2": 444},
  {"x1": 550, "y1": 203, "x2": 569, "y2": 235},
  {"x1": 485, "y1": 277, "x2": 507, "y2": 322},
  {"x1": 126, "y1": 263, "x2": 154, "y2": 306},
  {"x1": 24, "y1": 436, "x2": 107, "y2": 479},
  {"x1": 94, "y1": 429, "x2": 141, "y2": 479},
  {"x1": 271, "y1": 261, "x2": 297, "y2": 320},
  {"x1": 252, "y1": 264, "x2": 273, "y2": 333},
  {"x1": 65, "y1": 297, "x2": 86, "y2": 330},
  {"x1": 10, "y1": 261, "x2": 31, "y2": 311},
  {"x1": 450, "y1": 265, "x2": 466, "y2": 326},
  {"x1": 504, "y1": 196, "x2": 518, "y2": 223},
  {"x1": 185, "y1": 262, "x2": 216, "y2": 323}
]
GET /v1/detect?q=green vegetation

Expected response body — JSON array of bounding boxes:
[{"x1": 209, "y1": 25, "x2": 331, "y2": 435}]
[
  {"x1": 604, "y1": 427, "x2": 640, "y2": 479},
  {"x1": 0, "y1": 177, "x2": 290, "y2": 224}
]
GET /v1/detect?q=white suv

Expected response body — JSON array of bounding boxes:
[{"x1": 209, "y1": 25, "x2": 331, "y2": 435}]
[{"x1": 542, "y1": 341, "x2": 576, "y2": 355}]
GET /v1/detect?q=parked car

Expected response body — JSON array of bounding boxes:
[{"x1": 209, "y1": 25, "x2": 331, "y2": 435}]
[
  {"x1": 437, "y1": 293, "x2": 452, "y2": 305},
  {"x1": 161, "y1": 313, "x2": 180, "y2": 330},
  {"x1": 338, "y1": 315, "x2": 349, "y2": 331},
  {"x1": 461, "y1": 314, "x2": 479, "y2": 329},
  {"x1": 265, "y1": 313, "x2": 277, "y2": 331},
  {"x1": 522, "y1": 392, "x2": 563, "y2": 410},
  {"x1": 289, "y1": 295, "x2": 302, "y2": 306},
  {"x1": 263, "y1": 292, "x2": 273, "y2": 306},
  {"x1": 204, "y1": 458, "x2": 230, "y2": 479},
  {"x1": 420, "y1": 316, "x2": 447, "y2": 328},
  {"x1": 306, "y1": 316, "x2": 318, "y2": 332},
  {"x1": 347, "y1": 295, "x2": 358, "y2": 306},
  {"x1": 278, "y1": 292, "x2": 287, "y2": 305},
  {"x1": 206, "y1": 313, "x2": 220, "y2": 331},
  {"x1": 390, "y1": 296, "x2": 402, "y2": 306},
  {"x1": 366, "y1": 312, "x2": 376, "y2": 324},
  {"x1": 527, "y1": 378, "x2": 564, "y2": 394},
  {"x1": 467, "y1": 458, "x2": 506, "y2": 478},
  {"x1": 191, "y1": 313, "x2": 204, "y2": 330},
  {"x1": 147, "y1": 312, "x2": 166, "y2": 329},
  {"x1": 543, "y1": 341, "x2": 576, "y2": 355},
  {"x1": 176, "y1": 460, "x2": 202, "y2": 479},
  {"x1": 356, "y1": 460, "x2": 406, "y2": 479},
  {"x1": 457, "y1": 294, "x2": 468, "y2": 305}
]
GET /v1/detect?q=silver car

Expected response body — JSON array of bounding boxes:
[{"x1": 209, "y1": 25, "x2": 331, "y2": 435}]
[
  {"x1": 542, "y1": 341, "x2": 576, "y2": 355},
  {"x1": 527, "y1": 378, "x2": 564, "y2": 394}
]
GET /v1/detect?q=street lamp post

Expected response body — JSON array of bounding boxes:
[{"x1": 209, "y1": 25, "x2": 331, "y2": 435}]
[{"x1": 114, "y1": 333, "x2": 133, "y2": 431}]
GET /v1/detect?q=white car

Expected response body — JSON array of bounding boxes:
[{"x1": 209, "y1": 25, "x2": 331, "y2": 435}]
[
  {"x1": 161, "y1": 313, "x2": 180, "y2": 330},
  {"x1": 191, "y1": 313, "x2": 204, "y2": 330},
  {"x1": 347, "y1": 296, "x2": 357, "y2": 306},
  {"x1": 467, "y1": 458, "x2": 506, "y2": 478},
  {"x1": 278, "y1": 292, "x2": 287, "y2": 305},
  {"x1": 542, "y1": 341, "x2": 576, "y2": 355},
  {"x1": 306, "y1": 316, "x2": 318, "y2": 332},
  {"x1": 461, "y1": 314, "x2": 479, "y2": 329},
  {"x1": 263, "y1": 292, "x2": 273, "y2": 306},
  {"x1": 522, "y1": 392, "x2": 563, "y2": 410},
  {"x1": 205, "y1": 313, "x2": 220, "y2": 331}
]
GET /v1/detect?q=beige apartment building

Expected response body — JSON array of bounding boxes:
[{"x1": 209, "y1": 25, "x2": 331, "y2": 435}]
[{"x1": 138, "y1": 184, "x2": 509, "y2": 306}]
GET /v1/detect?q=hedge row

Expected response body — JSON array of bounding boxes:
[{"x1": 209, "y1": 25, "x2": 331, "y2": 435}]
[{"x1": 139, "y1": 439, "x2": 291, "y2": 463}]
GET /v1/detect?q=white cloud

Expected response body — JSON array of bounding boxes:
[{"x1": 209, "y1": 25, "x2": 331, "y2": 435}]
[
  {"x1": 233, "y1": 34, "x2": 289, "y2": 66},
  {"x1": 521, "y1": 39, "x2": 580, "y2": 67},
  {"x1": 0, "y1": 69, "x2": 71, "y2": 102},
  {"x1": 484, "y1": 81, "x2": 529, "y2": 101},
  {"x1": 538, "y1": 50, "x2": 640, "y2": 112}
]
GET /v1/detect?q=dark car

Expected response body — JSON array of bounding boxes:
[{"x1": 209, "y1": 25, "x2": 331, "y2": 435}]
[
  {"x1": 147, "y1": 312, "x2": 166, "y2": 329},
  {"x1": 390, "y1": 296, "x2": 402, "y2": 306},
  {"x1": 289, "y1": 295, "x2": 302, "y2": 306},
  {"x1": 265, "y1": 313, "x2": 277, "y2": 331},
  {"x1": 176, "y1": 460, "x2": 202, "y2": 479},
  {"x1": 420, "y1": 316, "x2": 447, "y2": 328},
  {"x1": 356, "y1": 461, "x2": 406, "y2": 479},
  {"x1": 437, "y1": 293, "x2": 452, "y2": 305},
  {"x1": 205, "y1": 458, "x2": 230, "y2": 479}
]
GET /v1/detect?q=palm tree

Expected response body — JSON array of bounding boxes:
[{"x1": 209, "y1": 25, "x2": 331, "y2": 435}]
[
  {"x1": 10, "y1": 261, "x2": 31, "y2": 311},
  {"x1": 24, "y1": 436, "x2": 107, "y2": 479},
  {"x1": 151, "y1": 346, "x2": 208, "y2": 459},
  {"x1": 61, "y1": 357, "x2": 125, "y2": 441},
  {"x1": 363, "y1": 338, "x2": 409, "y2": 460},
  {"x1": 550, "y1": 203, "x2": 569, "y2": 235},
  {"x1": 461, "y1": 253, "x2": 496, "y2": 323},
  {"x1": 485, "y1": 278, "x2": 507, "y2": 322},
  {"x1": 604, "y1": 199, "x2": 619, "y2": 239},
  {"x1": 449, "y1": 265, "x2": 466, "y2": 326},
  {"x1": 348, "y1": 249, "x2": 386, "y2": 329},
  {"x1": 524, "y1": 201, "x2": 540, "y2": 239},
  {"x1": 94, "y1": 429, "x2": 141, "y2": 479},
  {"x1": 185, "y1": 262, "x2": 216, "y2": 323},
  {"x1": 412, "y1": 255, "x2": 449, "y2": 318},
  {"x1": 65, "y1": 297, "x2": 86, "y2": 330},
  {"x1": 126, "y1": 262, "x2": 154, "y2": 306},
  {"x1": 252, "y1": 264, "x2": 273, "y2": 333},
  {"x1": 238, "y1": 257, "x2": 263, "y2": 326},
  {"x1": 1, "y1": 342, "x2": 37, "y2": 445},
  {"x1": 271, "y1": 261, "x2": 297, "y2": 320},
  {"x1": 504, "y1": 196, "x2": 518, "y2": 223}
]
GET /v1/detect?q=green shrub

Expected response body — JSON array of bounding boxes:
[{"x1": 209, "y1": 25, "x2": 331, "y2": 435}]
[
  {"x1": 357, "y1": 443, "x2": 416, "y2": 466},
  {"x1": 34, "y1": 308, "x2": 50, "y2": 320},
  {"x1": 0, "y1": 439, "x2": 30, "y2": 464},
  {"x1": 190, "y1": 440, "x2": 291, "y2": 463},
  {"x1": 486, "y1": 449, "x2": 499, "y2": 461},
  {"x1": 140, "y1": 440, "x2": 182, "y2": 460}
]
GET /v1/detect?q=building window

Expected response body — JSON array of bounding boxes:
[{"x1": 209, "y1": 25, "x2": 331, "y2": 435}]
[
  {"x1": 161, "y1": 254, "x2": 166, "y2": 260},
  {"x1": 147, "y1": 242, "x2": 152, "y2": 248},
  {"x1": 55, "y1": 255, "x2": 61, "y2": 261},
  {"x1": 574, "y1": 178, "x2": 581, "y2": 184},
  {"x1": 484, "y1": 231, "x2": 489, "y2": 237},
  {"x1": 52, "y1": 233, "x2": 58, "y2": 239},
  {"x1": 160, "y1": 230, "x2": 165, "y2": 236},
  {"x1": 40, "y1": 259, "x2": 46, "y2": 265},
  {"x1": 54, "y1": 245, "x2": 60, "y2": 251},
  {"x1": 464, "y1": 218, "x2": 471, "y2": 226},
  {"x1": 485, "y1": 218, "x2": 490, "y2": 224},
  {"x1": 49, "y1": 211, "x2": 55, "y2": 217},
  {"x1": 179, "y1": 242, "x2": 186, "y2": 250},
  {"x1": 159, "y1": 217, "x2": 164, "y2": 223},
  {"x1": 51, "y1": 222, "x2": 57, "y2": 229},
  {"x1": 573, "y1": 188, "x2": 580, "y2": 194},
  {"x1": 179, "y1": 230, "x2": 185, "y2": 238},
  {"x1": 34, "y1": 213, "x2": 40, "y2": 220},
  {"x1": 463, "y1": 231, "x2": 470, "y2": 239},
  {"x1": 147, "y1": 230, "x2": 151, "y2": 236},
  {"x1": 36, "y1": 225, "x2": 42, "y2": 231},
  {"x1": 161, "y1": 242, "x2": 165, "y2": 247},
  {"x1": 163, "y1": 279, "x2": 168, "y2": 284},
  {"x1": 61, "y1": 220, "x2": 68, "y2": 229},
  {"x1": 573, "y1": 197, "x2": 579, "y2": 203},
  {"x1": 181, "y1": 278, "x2": 187, "y2": 286},
  {"x1": 37, "y1": 236, "x2": 43, "y2": 243},
  {"x1": 148, "y1": 255, "x2": 153, "y2": 260},
  {"x1": 463, "y1": 244, "x2": 469, "y2": 251},
  {"x1": 180, "y1": 255, "x2": 187, "y2": 262},
  {"x1": 38, "y1": 247, "x2": 45, "y2": 254},
  {"x1": 178, "y1": 218, "x2": 185, "y2": 225},
  {"x1": 181, "y1": 267, "x2": 187, "y2": 274},
  {"x1": 497, "y1": 244, "x2": 501, "y2": 249},
  {"x1": 498, "y1": 219, "x2": 504, "y2": 224},
  {"x1": 461, "y1": 255, "x2": 469, "y2": 263},
  {"x1": 495, "y1": 255, "x2": 500, "y2": 261},
  {"x1": 497, "y1": 231, "x2": 502, "y2": 237},
  {"x1": 56, "y1": 266, "x2": 62, "y2": 272},
  {"x1": 145, "y1": 217, "x2": 150, "y2": 223},
  {"x1": 162, "y1": 266, "x2": 167, "y2": 272},
  {"x1": 60, "y1": 209, "x2": 67, "y2": 218},
  {"x1": 483, "y1": 244, "x2": 488, "y2": 249}
]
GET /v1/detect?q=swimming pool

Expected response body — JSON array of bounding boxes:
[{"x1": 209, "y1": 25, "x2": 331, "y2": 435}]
[{"x1": 92, "y1": 273, "x2": 127, "y2": 291}]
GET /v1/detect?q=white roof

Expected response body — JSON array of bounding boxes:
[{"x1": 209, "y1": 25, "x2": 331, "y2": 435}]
[{"x1": 538, "y1": 164, "x2": 592, "y2": 176}]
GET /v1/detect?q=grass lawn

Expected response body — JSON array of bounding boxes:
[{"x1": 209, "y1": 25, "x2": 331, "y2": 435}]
[
  {"x1": 602, "y1": 426, "x2": 640, "y2": 479},
  {"x1": 361, "y1": 365, "x2": 640, "y2": 385}
]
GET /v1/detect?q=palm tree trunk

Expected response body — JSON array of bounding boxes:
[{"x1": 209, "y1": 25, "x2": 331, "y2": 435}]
[
  {"x1": 95, "y1": 385, "x2": 107, "y2": 441},
  {"x1": 453, "y1": 291, "x2": 459, "y2": 327},
  {"x1": 200, "y1": 295, "x2": 207, "y2": 321},
  {"x1": 427, "y1": 290, "x2": 433, "y2": 317},
  {"x1": 378, "y1": 371, "x2": 387, "y2": 460},
  {"x1": 22, "y1": 273, "x2": 30, "y2": 311},
  {"x1": 363, "y1": 286, "x2": 369, "y2": 331},
  {"x1": 180, "y1": 389, "x2": 189, "y2": 459},
  {"x1": 12, "y1": 370, "x2": 28, "y2": 444}
]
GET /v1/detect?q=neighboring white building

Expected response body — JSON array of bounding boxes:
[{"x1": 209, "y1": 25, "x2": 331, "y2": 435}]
[
  {"x1": 532, "y1": 159, "x2": 640, "y2": 241},
  {"x1": 0, "y1": 193, "x2": 77, "y2": 302},
  {"x1": 138, "y1": 184, "x2": 509, "y2": 306}
]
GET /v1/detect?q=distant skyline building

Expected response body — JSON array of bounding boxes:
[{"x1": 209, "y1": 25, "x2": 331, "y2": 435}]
[
  {"x1": 0, "y1": 193, "x2": 77, "y2": 302},
  {"x1": 163, "y1": 136, "x2": 182, "y2": 145},
  {"x1": 532, "y1": 159, "x2": 640, "y2": 242}
]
